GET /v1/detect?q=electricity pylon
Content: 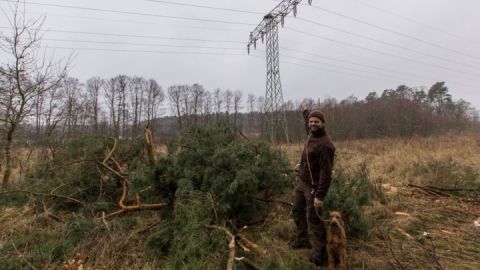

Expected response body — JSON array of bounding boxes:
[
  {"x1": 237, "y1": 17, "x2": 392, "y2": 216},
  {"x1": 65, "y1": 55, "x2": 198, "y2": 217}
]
[{"x1": 248, "y1": 0, "x2": 312, "y2": 143}]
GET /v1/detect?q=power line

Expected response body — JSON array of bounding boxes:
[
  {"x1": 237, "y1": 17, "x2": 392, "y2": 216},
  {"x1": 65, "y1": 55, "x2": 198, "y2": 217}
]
[
  {"x1": 0, "y1": 0, "x2": 255, "y2": 26},
  {"x1": 0, "y1": 26, "x2": 246, "y2": 44},
  {"x1": 43, "y1": 38, "x2": 244, "y2": 50},
  {"x1": 41, "y1": 35, "x2": 478, "y2": 89},
  {"x1": 285, "y1": 27, "x2": 480, "y2": 80},
  {"x1": 43, "y1": 46, "x2": 253, "y2": 56},
  {"x1": 305, "y1": 3, "x2": 480, "y2": 61},
  {"x1": 145, "y1": 0, "x2": 264, "y2": 15},
  {"x1": 279, "y1": 46, "x2": 480, "y2": 90},
  {"x1": 14, "y1": 0, "x2": 477, "y2": 72},
  {"x1": 280, "y1": 53, "x2": 479, "y2": 92},
  {"x1": 353, "y1": 0, "x2": 479, "y2": 46},
  {"x1": 25, "y1": 11, "x2": 250, "y2": 32},
  {"x1": 238, "y1": 50, "x2": 478, "y2": 95},
  {"x1": 296, "y1": 17, "x2": 480, "y2": 72},
  {"x1": 279, "y1": 59, "x2": 478, "y2": 96},
  {"x1": 138, "y1": 0, "x2": 480, "y2": 72},
  {"x1": 37, "y1": 36, "x2": 479, "y2": 90}
]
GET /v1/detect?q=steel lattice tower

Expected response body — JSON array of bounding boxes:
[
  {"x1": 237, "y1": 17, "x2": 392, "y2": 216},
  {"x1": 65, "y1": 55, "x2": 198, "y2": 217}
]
[
  {"x1": 264, "y1": 15, "x2": 289, "y2": 143},
  {"x1": 248, "y1": 0, "x2": 312, "y2": 143}
]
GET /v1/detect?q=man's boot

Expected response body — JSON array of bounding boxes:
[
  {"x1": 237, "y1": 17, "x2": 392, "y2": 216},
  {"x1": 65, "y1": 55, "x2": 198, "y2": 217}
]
[
  {"x1": 309, "y1": 250, "x2": 326, "y2": 266},
  {"x1": 288, "y1": 238, "x2": 312, "y2": 250}
]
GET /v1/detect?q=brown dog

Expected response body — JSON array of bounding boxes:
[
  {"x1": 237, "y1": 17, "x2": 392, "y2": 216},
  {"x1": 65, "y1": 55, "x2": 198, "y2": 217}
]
[{"x1": 327, "y1": 211, "x2": 346, "y2": 270}]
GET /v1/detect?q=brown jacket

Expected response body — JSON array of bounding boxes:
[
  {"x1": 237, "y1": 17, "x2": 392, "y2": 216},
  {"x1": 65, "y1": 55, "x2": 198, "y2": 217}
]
[{"x1": 298, "y1": 110, "x2": 335, "y2": 200}]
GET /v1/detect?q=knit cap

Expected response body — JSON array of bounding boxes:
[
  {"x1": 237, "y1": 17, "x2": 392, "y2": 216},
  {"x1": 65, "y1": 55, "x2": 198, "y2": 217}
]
[{"x1": 308, "y1": 110, "x2": 325, "y2": 123}]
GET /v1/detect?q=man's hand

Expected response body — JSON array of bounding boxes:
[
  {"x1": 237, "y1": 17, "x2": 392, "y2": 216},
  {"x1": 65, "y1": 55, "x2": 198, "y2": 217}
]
[
  {"x1": 299, "y1": 99, "x2": 309, "y2": 111},
  {"x1": 314, "y1": 198, "x2": 323, "y2": 208}
]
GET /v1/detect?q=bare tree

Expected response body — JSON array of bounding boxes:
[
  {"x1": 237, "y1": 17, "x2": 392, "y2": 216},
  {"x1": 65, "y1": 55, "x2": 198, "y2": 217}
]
[
  {"x1": 223, "y1": 89, "x2": 233, "y2": 122},
  {"x1": 104, "y1": 78, "x2": 118, "y2": 137},
  {"x1": 116, "y1": 75, "x2": 129, "y2": 138},
  {"x1": 247, "y1": 94, "x2": 256, "y2": 134},
  {"x1": 180, "y1": 85, "x2": 191, "y2": 124},
  {"x1": 86, "y1": 76, "x2": 103, "y2": 133},
  {"x1": 61, "y1": 77, "x2": 82, "y2": 139},
  {"x1": 129, "y1": 76, "x2": 147, "y2": 135},
  {"x1": 191, "y1": 83, "x2": 205, "y2": 124},
  {"x1": 33, "y1": 86, "x2": 45, "y2": 136},
  {"x1": 0, "y1": 1, "x2": 67, "y2": 186},
  {"x1": 213, "y1": 88, "x2": 223, "y2": 122},
  {"x1": 233, "y1": 90, "x2": 242, "y2": 126},
  {"x1": 168, "y1": 85, "x2": 182, "y2": 129},
  {"x1": 43, "y1": 83, "x2": 64, "y2": 158},
  {"x1": 145, "y1": 79, "x2": 164, "y2": 124},
  {"x1": 202, "y1": 90, "x2": 213, "y2": 124}
]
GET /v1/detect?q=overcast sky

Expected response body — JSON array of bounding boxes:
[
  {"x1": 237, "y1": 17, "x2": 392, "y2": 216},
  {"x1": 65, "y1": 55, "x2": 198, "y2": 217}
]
[{"x1": 1, "y1": 0, "x2": 479, "y2": 109}]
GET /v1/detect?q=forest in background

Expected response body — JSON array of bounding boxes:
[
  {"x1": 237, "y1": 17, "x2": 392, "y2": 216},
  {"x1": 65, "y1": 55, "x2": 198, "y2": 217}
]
[{"x1": 3, "y1": 74, "x2": 479, "y2": 146}]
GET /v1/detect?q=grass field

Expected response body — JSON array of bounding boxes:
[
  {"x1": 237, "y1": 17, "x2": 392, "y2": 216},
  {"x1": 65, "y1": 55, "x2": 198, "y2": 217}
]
[{"x1": 1, "y1": 133, "x2": 479, "y2": 269}]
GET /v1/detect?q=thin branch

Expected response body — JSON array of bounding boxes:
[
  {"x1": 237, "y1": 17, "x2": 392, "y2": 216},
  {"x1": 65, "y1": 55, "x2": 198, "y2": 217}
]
[
  {"x1": 407, "y1": 184, "x2": 450, "y2": 197},
  {"x1": 236, "y1": 233, "x2": 267, "y2": 256},
  {"x1": 0, "y1": 190, "x2": 84, "y2": 207},
  {"x1": 255, "y1": 196, "x2": 293, "y2": 207},
  {"x1": 385, "y1": 228, "x2": 406, "y2": 270},
  {"x1": 235, "y1": 257, "x2": 260, "y2": 270},
  {"x1": 11, "y1": 240, "x2": 38, "y2": 270},
  {"x1": 204, "y1": 224, "x2": 236, "y2": 270}
]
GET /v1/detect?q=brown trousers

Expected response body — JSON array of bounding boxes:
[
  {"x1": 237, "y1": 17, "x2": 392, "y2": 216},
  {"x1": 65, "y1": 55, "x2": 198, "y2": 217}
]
[{"x1": 292, "y1": 178, "x2": 327, "y2": 256}]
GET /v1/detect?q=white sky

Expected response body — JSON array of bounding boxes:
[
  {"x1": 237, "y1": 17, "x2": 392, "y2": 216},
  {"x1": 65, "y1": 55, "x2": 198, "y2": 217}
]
[{"x1": 1, "y1": 0, "x2": 479, "y2": 109}]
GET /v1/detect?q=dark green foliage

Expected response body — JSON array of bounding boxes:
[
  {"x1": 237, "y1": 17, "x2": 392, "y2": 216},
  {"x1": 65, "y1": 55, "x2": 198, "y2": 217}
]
[
  {"x1": 28, "y1": 135, "x2": 153, "y2": 209},
  {"x1": 162, "y1": 191, "x2": 227, "y2": 269},
  {"x1": 149, "y1": 124, "x2": 292, "y2": 266},
  {"x1": 323, "y1": 162, "x2": 372, "y2": 237},
  {"x1": 153, "y1": 124, "x2": 291, "y2": 226},
  {"x1": 0, "y1": 192, "x2": 28, "y2": 209},
  {"x1": 146, "y1": 223, "x2": 174, "y2": 255}
]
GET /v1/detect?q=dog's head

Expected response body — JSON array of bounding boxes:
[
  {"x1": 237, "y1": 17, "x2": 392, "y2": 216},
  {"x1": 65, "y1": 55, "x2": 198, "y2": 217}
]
[{"x1": 328, "y1": 211, "x2": 344, "y2": 229}]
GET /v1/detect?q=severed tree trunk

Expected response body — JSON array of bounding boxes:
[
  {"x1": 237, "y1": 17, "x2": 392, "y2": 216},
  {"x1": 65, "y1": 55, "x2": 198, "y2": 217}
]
[{"x1": 144, "y1": 126, "x2": 155, "y2": 167}]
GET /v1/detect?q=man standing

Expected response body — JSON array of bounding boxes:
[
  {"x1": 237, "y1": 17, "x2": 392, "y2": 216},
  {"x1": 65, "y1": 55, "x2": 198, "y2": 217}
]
[{"x1": 290, "y1": 102, "x2": 336, "y2": 267}]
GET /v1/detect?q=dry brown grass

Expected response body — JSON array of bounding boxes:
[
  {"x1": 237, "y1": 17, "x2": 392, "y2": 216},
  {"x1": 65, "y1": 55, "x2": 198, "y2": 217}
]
[
  {"x1": 275, "y1": 132, "x2": 480, "y2": 269},
  {"x1": 1, "y1": 133, "x2": 479, "y2": 269}
]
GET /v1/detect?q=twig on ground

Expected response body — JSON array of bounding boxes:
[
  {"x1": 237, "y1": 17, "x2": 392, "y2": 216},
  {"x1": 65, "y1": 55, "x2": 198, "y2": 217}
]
[
  {"x1": 407, "y1": 184, "x2": 450, "y2": 197},
  {"x1": 255, "y1": 197, "x2": 293, "y2": 207},
  {"x1": 204, "y1": 225, "x2": 236, "y2": 270},
  {"x1": 11, "y1": 241, "x2": 38, "y2": 270},
  {"x1": 428, "y1": 237, "x2": 445, "y2": 270},
  {"x1": 42, "y1": 202, "x2": 62, "y2": 222},
  {"x1": 0, "y1": 190, "x2": 84, "y2": 207},
  {"x1": 101, "y1": 212, "x2": 110, "y2": 231},
  {"x1": 418, "y1": 234, "x2": 445, "y2": 270},
  {"x1": 385, "y1": 228, "x2": 407, "y2": 270},
  {"x1": 236, "y1": 240, "x2": 251, "y2": 252},
  {"x1": 136, "y1": 219, "x2": 163, "y2": 234},
  {"x1": 235, "y1": 256, "x2": 259, "y2": 270},
  {"x1": 236, "y1": 233, "x2": 267, "y2": 256}
]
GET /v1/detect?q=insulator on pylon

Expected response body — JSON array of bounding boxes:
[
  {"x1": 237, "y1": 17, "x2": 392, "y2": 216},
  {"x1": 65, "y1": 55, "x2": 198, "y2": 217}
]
[
  {"x1": 293, "y1": 3, "x2": 297, "y2": 17},
  {"x1": 308, "y1": 0, "x2": 313, "y2": 5},
  {"x1": 281, "y1": 14, "x2": 285, "y2": 27},
  {"x1": 261, "y1": 32, "x2": 264, "y2": 43}
]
